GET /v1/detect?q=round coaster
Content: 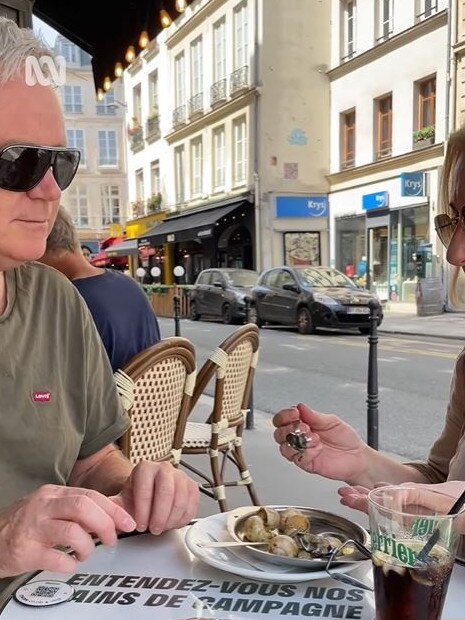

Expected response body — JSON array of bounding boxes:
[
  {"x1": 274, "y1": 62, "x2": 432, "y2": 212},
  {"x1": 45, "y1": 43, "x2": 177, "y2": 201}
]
[{"x1": 14, "y1": 580, "x2": 74, "y2": 607}]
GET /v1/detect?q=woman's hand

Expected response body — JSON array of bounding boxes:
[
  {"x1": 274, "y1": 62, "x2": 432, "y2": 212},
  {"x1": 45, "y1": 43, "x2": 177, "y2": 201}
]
[{"x1": 273, "y1": 403, "x2": 369, "y2": 484}]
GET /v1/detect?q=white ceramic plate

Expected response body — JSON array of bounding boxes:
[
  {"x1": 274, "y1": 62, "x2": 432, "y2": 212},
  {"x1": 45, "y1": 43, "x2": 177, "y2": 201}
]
[{"x1": 185, "y1": 510, "x2": 369, "y2": 583}]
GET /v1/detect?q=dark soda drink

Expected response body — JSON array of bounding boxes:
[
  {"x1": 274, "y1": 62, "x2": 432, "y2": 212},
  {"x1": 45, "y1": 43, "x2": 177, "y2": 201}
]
[{"x1": 372, "y1": 547, "x2": 454, "y2": 620}]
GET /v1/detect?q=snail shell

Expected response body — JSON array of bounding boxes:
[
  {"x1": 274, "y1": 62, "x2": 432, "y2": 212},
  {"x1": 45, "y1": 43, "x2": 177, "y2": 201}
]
[
  {"x1": 242, "y1": 515, "x2": 272, "y2": 542},
  {"x1": 256, "y1": 507, "x2": 280, "y2": 530},
  {"x1": 279, "y1": 508, "x2": 304, "y2": 530},
  {"x1": 267, "y1": 534, "x2": 299, "y2": 557},
  {"x1": 283, "y1": 513, "x2": 310, "y2": 536}
]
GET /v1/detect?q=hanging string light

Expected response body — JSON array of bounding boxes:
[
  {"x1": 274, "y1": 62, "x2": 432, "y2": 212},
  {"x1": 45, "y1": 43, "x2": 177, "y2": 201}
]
[
  {"x1": 139, "y1": 30, "x2": 149, "y2": 49},
  {"x1": 125, "y1": 45, "x2": 136, "y2": 63},
  {"x1": 103, "y1": 76, "x2": 112, "y2": 91},
  {"x1": 97, "y1": 88, "x2": 105, "y2": 101},
  {"x1": 175, "y1": 0, "x2": 187, "y2": 12},
  {"x1": 160, "y1": 9, "x2": 172, "y2": 28},
  {"x1": 114, "y1": 62, "x2": 123, "y2": 78}
]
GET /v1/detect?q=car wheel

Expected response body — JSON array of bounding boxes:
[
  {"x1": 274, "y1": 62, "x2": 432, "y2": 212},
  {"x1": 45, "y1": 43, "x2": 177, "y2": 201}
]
[
  {"x1": 190, "y1": 301, "x2": 200, "y2": 321},
  {"x1": 359, "y1": 326, "x2": 370, "y2": 335},
  {"x1": 222, "y1": 303, "x2": 233, "y2": 324},
  {"x1": 297, "y1": 307, "x2": 315, "y2": 335},
  {"x1": 247, "y1": 304, "x2": 262, "y2": 327}
]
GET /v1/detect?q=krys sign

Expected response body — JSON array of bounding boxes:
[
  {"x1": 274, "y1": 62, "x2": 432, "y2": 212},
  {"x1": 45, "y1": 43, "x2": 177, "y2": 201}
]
[{"x1": 400, "y1": 172, "x2": 426, "y2": 197}]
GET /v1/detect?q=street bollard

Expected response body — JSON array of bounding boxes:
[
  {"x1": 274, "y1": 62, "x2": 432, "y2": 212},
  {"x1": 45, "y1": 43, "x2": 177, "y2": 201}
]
[
  {"x1": 173, "y1": 293, "x2": 181, "y2": 337},
  {"x1": 366, "y1": 299, "x2": 380, "y2": 450},
  {"x1": 243, "y1": 295, "x2": 255, "y2": 429}
]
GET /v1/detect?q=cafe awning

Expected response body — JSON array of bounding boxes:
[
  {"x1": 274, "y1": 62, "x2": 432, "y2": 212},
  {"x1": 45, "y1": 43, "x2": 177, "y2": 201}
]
[
  {"x1": 143, "y1": 200, "x2": 250, "y2": 247},
  {"x1": 32, "y1": 1, "x2": 180, "y2": 92},
  {"x1": 105, "y1": 238, "x2": 138, "y2": 258},
  {"x1": 90, "y1": 250, "x2": 110, "y2": 267}
]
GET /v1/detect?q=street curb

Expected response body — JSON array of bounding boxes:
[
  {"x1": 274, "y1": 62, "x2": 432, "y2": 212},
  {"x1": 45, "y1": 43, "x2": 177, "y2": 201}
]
[{"x1": 378, "y1": 329, "x2": 465, "y2": 342}]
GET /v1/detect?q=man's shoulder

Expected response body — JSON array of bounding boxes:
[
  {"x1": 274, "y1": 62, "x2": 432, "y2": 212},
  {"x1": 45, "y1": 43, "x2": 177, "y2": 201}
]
[{"x1": 20, "y1": 261, "x2": 75, "y2": 292}]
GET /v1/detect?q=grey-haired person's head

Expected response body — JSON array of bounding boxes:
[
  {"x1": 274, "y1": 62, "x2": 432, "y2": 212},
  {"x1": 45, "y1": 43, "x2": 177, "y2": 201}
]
[
  {"x1": 46, "y1": 206, "x2": 81, "y2": 254},
  {"x1": 0, "y1": 17, "x2": 54, "y2": 85}
]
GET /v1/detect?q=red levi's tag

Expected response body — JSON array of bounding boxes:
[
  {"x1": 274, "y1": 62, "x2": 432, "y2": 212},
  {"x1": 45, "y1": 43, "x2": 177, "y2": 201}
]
[{"x1": 32, "y1": 391, "x2": 52, "y2": 403}]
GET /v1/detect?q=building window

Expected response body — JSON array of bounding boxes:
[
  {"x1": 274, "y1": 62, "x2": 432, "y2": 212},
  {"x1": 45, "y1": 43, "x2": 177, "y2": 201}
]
[
  {"x1": 175, "y1": 52, "x2": 185, "y2": 107},
  {"x1": 151, "y1": 160, "x2": 160, "y2": 196},
  {"x1": 66, "y1": 129, "x2": 86, "y2": 166},
  {"x1": 376, "y1": 0, "x2": 393, "y2": 42},
  {"x1": 190, "y1": 36, "x2": 203, "y2": 97},
  {"x1": 417, "y1": 76, "x2": 436, "y2": 129},
  {"x1": 341, "y1": 109, "x2": 356, "y2": 169},
  {"x1": 96, "y1": 90, "x2": 116, "y2": 115},
  {"x1": 233, "y1": 116, "x2": 247, "y2": 185},
  {"x1": 62, "y1": 85, "x2": 82, "y2": 114},
  {"x1": 213, "y1": 125, "x2": 226, "y2": 191},
  {"x1": 148, "y1": 70, "x2": 158, "y2": 115},
  {"x1": 190, "y1": 137, "x2": 203, "y2": 198},
  {"x1": 213, "y1": 18, "x2": 227, "y2": 81},
  {"x1": 97, "y1": 130, "x2": 117, "y2": 166},
  {"x1": 68, "y1": 184, "x2": 88, "y2": 227},
  {"x1": 416, "y1": 0, "x2": 438, "y2": 21},
  {"x1": 341, "y1": 0, "x2": 356, "y2": 61},
  {"x1": 234, "y1": 1, "x2": 248, "y2": 70},
  {"x1": 57, "y1": 39, "x2": 79, "y2": 65},
  {"x1": 101, "y1": 185, "x2": 120, "y2": 225},
  {"x1": 135, "y1": 169, "x2": 144, "y2": 202},
  {"x1": 132, "y1": 84, "x2": 142, "y2": 125},
  {"x1": 175, "y1": 145, "x2": 185, "y2": 203},
  {"x1": 375, "y1": 94, "x2": 392, "y2": 159}
]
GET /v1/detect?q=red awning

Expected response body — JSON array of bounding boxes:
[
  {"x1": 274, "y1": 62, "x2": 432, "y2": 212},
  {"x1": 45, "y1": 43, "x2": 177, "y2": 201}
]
[{"x1": 90, "y1": 251, "x2": 110, "y2": 267}]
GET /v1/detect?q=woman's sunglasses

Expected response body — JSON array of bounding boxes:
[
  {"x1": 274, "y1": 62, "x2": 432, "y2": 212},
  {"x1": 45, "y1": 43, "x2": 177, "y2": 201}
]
[
  {"x1": 434, "y1": 210, "x2": 465, "y2": 248},
  {"x1": 0, "y1": 144, "x2": 80, "y2": 192}
]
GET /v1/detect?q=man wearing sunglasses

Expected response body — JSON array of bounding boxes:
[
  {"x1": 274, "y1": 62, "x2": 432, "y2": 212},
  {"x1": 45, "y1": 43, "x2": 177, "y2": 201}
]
[{"x1": 0, "y1": 18, "x2": 198, "y2": 589}]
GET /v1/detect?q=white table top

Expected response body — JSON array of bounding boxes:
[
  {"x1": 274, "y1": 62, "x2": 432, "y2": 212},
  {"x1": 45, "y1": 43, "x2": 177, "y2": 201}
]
[{"x1": 0, "y1": 529, "x2": 464, "y2": 619}]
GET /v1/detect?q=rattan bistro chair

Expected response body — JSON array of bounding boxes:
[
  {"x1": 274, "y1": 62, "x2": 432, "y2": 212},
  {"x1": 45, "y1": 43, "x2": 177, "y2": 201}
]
[
  {"x1": 180, "y1": 324, "x2": 261, "y2": 512},
  {"x1": 116, "y1": 338, "x2": 196, "y2": 466}
]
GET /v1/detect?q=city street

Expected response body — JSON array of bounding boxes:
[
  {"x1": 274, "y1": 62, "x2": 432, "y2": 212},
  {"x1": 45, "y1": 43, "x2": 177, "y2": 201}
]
[{"x1": 158, "y1": 317, "x2": 463, "y2": 461}]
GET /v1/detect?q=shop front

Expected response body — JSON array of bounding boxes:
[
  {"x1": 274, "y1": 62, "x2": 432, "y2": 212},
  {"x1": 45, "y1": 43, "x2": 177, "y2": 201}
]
[
  {"x1": 333, "y1": 171, "x2": 436, "y2": 304},
  {"x1": 272, "y1": 195, "x2": 330, "y2": 268},
  {"x1": 138, "y1": 196, "x2": 255, "y2": 284}
]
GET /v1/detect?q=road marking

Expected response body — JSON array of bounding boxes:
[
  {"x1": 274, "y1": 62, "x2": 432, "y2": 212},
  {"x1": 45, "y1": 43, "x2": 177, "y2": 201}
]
[
  {"x1": 259, "y1": 366, "x2": 291, "y2": 373},
  {"x1": 280, "y1": 344, "x2": 310, "y2": 351},
  {"x1": 378, "y1": 356, "x2": 408, "y2": 362}
]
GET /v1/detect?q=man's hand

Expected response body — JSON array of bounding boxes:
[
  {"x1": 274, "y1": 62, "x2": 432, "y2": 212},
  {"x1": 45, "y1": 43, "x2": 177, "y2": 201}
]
[
  {"x1": 0, "y1": 485, "x2": 136, "y2": 578},
  {"x1": 273, "y1": 403, "x2": 368, "y2": 483},
  {"x1": 110, "y1": 461, "x2": 199, "y2": 535}
]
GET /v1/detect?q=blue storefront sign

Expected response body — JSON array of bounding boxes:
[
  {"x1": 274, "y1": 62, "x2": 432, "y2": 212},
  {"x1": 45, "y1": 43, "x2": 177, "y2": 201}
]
[
  {"x1": 400, "y1": 172, "x2": 425, "y2": 197},
  {"x1": 362, "y1": 191, "x2": 389, "y2": 211},
  {"x1": 276, "y1": 195, "x2": 328, "y2": 218}
]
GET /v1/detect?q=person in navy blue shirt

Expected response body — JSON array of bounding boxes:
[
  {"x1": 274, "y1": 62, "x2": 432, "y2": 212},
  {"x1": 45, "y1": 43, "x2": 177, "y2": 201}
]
[{"x1": 40, "y1": 206, "x2": 161, "y2": 371}]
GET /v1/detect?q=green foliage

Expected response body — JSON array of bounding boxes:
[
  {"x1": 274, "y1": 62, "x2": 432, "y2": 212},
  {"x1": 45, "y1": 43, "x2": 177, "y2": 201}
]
[{"x1": 413, "y1": 125, "x2": 435, "y2": 143}]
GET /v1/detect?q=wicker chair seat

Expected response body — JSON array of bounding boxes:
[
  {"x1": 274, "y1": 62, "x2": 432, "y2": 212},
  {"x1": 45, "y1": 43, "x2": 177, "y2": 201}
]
[{"x1": 182, "y1": 421, "x2": 237, "y2": 448}]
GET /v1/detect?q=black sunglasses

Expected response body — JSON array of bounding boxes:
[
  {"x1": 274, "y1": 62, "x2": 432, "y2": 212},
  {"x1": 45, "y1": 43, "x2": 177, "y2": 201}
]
[{"x1": 0, "y1": 144, "x2": 80, "y2": 192}]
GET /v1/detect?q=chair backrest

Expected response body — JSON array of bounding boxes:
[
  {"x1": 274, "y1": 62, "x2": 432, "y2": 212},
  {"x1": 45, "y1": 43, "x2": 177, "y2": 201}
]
[
  {"x1": 118, "y1": 337, "x2": 196, "y2": 465},
  {"x1": 191, "y1": 324, "x2": 259, "y2": 427}
]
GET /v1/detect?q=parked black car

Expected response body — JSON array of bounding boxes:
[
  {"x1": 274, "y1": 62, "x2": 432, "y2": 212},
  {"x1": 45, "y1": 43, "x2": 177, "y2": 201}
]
[
  {"x1": 250, "y1": 266, "x2": 383, "y2": 335},
  {"x1": 189, "y1": 268, "x2": 259, "y2": 324}
]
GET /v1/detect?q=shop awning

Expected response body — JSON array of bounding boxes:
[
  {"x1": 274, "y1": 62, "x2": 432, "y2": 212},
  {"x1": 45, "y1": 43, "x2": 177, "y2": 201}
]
[
  {"x1": 105, "y1": 238, "x2": 138, "y2": 258},
  {"x1": 90, "y1": 251, "x2": 110, "y2": 267},
  {"x1": 143, "y1": 201, "x2": 249, "y2": 246}
]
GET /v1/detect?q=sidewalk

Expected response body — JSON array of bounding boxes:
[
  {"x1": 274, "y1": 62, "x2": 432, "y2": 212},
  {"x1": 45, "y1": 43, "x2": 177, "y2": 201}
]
[{"x1": 379, "y1": 309, "x2": 465, "y2": 341}]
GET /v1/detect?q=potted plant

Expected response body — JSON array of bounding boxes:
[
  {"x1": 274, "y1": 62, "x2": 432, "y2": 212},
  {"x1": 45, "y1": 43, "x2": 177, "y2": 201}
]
[
  {"x1": 146, "y1": 193, "x2": 162, "y2": 213},
  {"x1": 413, "y1": 125, "x2": 435, "y2": 147}
]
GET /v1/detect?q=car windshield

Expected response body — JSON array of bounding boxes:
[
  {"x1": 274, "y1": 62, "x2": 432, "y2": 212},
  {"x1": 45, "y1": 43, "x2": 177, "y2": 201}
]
[
  {"x1": 296, "y1": 267, "x2": 357, "y2": 289},
  {"x1": 223, "y1": 270, "x2": 258, "y2": 287}
]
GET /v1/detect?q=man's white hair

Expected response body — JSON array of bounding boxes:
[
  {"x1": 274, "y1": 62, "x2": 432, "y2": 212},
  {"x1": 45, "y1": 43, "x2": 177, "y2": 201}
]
[{"x1": 0, "y1": 17, "x2": 53, "y2": 85}]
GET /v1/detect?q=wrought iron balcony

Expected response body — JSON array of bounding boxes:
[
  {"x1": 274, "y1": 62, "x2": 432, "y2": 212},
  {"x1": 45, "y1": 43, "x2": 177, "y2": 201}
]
[
  {"x1": 210, "y1": 79, "x2": 227, "y2": 106},
  {"x1": 188, "y1": 93, "x2": 204, "y2": 118},
  {"x1": 229, "y1": 66, "x2": 249, "y2": 96},
  {"x1": 128, "y1": 125, "x2": 144, "y2": 152},
  {"x1": 172, "y1": 104, "x2": 186, "y2": 127}
]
